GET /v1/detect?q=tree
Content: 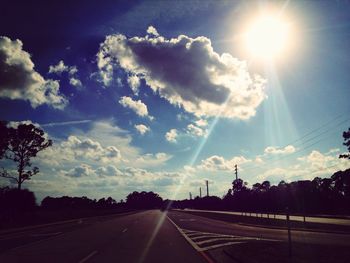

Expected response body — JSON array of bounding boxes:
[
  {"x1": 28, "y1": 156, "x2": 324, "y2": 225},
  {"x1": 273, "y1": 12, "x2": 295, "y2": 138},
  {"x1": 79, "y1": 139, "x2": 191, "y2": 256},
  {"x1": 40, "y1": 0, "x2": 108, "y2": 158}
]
[
  {"x1": 0, "y1": 123, "x2": 52, "y2": 189},
  {"x1": 232, "y1": 178, "x2": 247, "y2": 194},
  {"x1": 340, "y1": 128, "x2": 350, "y2": 159},
  {"x1": 0, "y1": 187, "x2": 36, "y2": 213},
  {"x1": 0, "y1": 121, "x2": 10, "y2": 158},
  {"x1": 126, "y1": 191, "x2": 163, "y2": 209}
]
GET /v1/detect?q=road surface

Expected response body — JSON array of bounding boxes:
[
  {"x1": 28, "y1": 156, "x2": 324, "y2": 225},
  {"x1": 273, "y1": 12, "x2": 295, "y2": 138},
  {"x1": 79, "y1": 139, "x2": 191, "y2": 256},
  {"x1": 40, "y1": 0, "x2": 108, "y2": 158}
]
[
  {"x1": 0, "y1": 210, "x2": 206, "y2": 263},
  {"x1": 167, "y1": 210, "x2": 350, "y2": 246},
  {"x1": 1, "y1": 210, "x2": 350, "y2": 262}
]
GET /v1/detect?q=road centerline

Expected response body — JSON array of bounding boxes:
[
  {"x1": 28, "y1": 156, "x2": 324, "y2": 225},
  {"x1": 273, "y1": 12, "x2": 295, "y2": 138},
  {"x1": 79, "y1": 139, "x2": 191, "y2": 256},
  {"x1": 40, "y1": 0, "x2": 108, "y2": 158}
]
[{"x1": 78, "y1": 250, "x2": 98, "y2": 263}]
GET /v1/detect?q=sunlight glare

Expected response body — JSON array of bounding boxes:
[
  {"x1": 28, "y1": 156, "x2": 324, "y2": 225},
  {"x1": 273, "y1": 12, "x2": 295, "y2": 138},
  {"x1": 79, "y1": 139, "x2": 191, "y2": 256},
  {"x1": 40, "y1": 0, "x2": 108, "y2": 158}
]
[{"x1": 245, "y1": 14, "x2": 292, "y2": 60}]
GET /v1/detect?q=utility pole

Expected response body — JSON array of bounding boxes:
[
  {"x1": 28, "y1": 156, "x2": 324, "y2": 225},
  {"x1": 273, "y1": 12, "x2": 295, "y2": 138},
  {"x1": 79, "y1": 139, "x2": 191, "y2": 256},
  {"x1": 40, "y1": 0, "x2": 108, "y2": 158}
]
[
  {"x1": 199, "y1": 187, "x2": 202, "y2": 198},
  {"x1": 189, "y1": 192, "x2": 192, "y2": 200},
  {"x1": 235, "y1": 164, "x2": 238, "y2": 180},
  {"x1": 206, "y1": 180, "x2": 209, "y2": 196}
]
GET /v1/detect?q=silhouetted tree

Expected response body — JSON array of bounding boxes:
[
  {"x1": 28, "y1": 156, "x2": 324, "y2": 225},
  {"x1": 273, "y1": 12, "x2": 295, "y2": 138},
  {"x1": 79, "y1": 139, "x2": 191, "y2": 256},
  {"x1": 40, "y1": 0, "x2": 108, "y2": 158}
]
[
  {"x1": 340, "y1": 128, "x2": 350, "y2": 159},
  {"x1": 0, "y1": 121, "x2": 10, "y2": 158},
  {"x1": 126, "y1": 191, "x2": 163, "y2": 209},
  {"x1": 0, "y1": 123, "x2": 52, "y2": 189},
  {"x1": 232, "y1": 178, "x2": 247, "y2": 194},
  {"x1": 0, "y1": 187, "x2": 36, "y2": 213}
]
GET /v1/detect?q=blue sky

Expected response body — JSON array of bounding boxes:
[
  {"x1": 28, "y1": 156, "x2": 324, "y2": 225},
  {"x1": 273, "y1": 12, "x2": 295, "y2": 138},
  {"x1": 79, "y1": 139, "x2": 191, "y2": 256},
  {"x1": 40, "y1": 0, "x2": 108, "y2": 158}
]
[{"x1": 0, "y1": 0, "x2": 349, "y2": 201}]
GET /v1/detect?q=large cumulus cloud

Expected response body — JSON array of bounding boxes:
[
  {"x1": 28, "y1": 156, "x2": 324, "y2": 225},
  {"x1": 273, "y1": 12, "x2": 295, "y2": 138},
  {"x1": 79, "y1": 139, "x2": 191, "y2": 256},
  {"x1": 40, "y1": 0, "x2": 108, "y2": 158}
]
[
  {"x1": 97, "y1": 29, "x2": 266, "y2": 119},
  {"x1": 0, "y1": 36, "x2": 67, "y2": 109}
]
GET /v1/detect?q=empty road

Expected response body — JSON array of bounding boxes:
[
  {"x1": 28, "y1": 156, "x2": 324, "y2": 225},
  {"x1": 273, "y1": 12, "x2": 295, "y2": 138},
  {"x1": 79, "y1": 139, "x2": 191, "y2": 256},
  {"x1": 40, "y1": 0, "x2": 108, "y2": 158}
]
[
  {"x1": 1, "y1": 210, "x2": 350, "y2": 262},
  {"x1": 0, "y1": 211, "x2": 206, "y2": 263}
]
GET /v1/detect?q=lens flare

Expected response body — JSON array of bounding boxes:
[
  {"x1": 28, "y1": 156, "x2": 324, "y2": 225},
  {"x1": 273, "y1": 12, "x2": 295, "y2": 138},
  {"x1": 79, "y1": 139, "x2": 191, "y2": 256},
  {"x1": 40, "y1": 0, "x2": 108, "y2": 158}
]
[{"x1": 245, "y1": 15, "x2": 292, "y2": 60}]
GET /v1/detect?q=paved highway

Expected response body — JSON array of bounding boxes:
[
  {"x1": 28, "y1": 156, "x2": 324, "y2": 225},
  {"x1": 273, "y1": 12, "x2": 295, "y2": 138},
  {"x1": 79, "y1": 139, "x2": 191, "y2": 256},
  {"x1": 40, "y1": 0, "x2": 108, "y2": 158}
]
[
  {"x1": 1, "y1": 210, "x2": 350, "y2": 262},
  {"x1": 167, "y1": 210, "x2": 350, "y2": 246},
  {"x1": 0, "y1": 210, "x2": 206, "y2": 263}
]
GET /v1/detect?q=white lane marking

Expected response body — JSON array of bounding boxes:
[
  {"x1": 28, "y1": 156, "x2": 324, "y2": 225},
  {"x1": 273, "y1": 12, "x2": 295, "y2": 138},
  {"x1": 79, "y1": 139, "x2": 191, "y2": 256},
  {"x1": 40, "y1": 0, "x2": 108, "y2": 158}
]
[
  {"x1": 182, "y1": 229, "x2": 198, "y2": 233},
  {"x1": 187, "y1": 231, "x2": 233, "y2": 237},
  {"x1": 192, "y1": 234, "x2": 238, "y2": 241},
  {"x1": 78, "y1": 250, "x2": 98, "y2": 263},
  {"x1": 167, "y1": 214, "x2": 279, "y2": 252},
  {"x1": 30, "y1": 232, "x2": 62, "y2": 237},
  {"x1": 179, "y1": 218, "x2": 196, "y2": 221},
  {"x1": 122, "y1": 228, "x2": 128, "y2": 233},
  {"x1": 196, "y1": 237, "x2": 254, "y2": 245},
  {"x1": 186, "y1": 233, "x2": 212, "y2": 238},
  {"x1": 200, "y1": 242, "x2": 244, "y2": 251},
  {"x1": 167, "y1": 215, "x2": 203, "y2": 251}
]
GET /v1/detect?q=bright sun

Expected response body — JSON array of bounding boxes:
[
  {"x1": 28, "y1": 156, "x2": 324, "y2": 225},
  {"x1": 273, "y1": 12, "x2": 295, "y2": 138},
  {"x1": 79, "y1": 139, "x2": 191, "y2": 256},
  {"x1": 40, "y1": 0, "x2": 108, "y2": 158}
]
[{"x1": 245, "y1": 15, "x2": 291, "y2": 60}]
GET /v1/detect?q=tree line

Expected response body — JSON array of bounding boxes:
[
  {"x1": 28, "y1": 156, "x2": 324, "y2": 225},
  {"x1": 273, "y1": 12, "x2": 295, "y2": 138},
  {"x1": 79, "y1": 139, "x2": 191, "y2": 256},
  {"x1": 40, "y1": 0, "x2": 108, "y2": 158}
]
[
  {"x1": 0, "y1": 189, "x2": 164, "y2": 228},
  {"x1": 1, "y1": 168, "x2": 349, "y2": 230},
  {"x1": 0, "y1": 121, "x2": 349, "y2": 226},
  {"x1": 2, "y1": 167, "x2": 349, "y2": 219},
  {"x1": 173, "y1": 168, "x2": 350, "y2": 215}
]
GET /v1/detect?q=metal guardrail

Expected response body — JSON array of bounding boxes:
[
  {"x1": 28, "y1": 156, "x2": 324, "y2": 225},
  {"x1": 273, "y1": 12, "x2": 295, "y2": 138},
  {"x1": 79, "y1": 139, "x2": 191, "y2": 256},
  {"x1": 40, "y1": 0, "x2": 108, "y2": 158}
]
[{"x1": 177, "y1": 208, "x2": 350, "y2": 226}]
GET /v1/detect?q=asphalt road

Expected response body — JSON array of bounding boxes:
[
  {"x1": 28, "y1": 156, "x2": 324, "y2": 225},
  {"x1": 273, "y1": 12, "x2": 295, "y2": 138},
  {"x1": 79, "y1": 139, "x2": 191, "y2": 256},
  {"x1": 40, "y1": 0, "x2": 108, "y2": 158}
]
[
  {"x1": 1, "y1": 210, "x2": 350, "y2": 263},
  {"x1": 167, "y1": 210, "x2": 350, "y2": 246},
  {"x1": 0, "y1": 210, "x2": 206, "y2": 263}
]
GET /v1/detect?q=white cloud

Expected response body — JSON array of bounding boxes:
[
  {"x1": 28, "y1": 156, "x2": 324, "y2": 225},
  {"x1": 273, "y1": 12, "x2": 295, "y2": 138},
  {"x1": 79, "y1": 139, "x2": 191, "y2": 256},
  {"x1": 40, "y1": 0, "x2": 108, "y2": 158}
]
[
  {"x1": 134, "y1": 124, "x2": 150, "y2": 135},
  {"x1": 0, "y1": 36, "x2": 67, "y2": 109},
  {"x1": 264, "y1": 145, "x2": 296, "y2": 155},
  {"x1": 69, "y1": 77, "x2": 82, "y2": 87},
  {"x1": 146, "y1": 25, "x2": 159, "y2": 36},
  {"x1": 327, "y1": 148, "x2": 340, "y2": 154},
  {"x1": 119, "y1": 96, "x2": 153, "y2": 119},
  {"x1": 69, "y1": 66, "x2": 78, "y2": 75},
  {"x1": 7, "y1": 120, "x2": 40, "y2": 129},
  {"x1": 83, "y1": 121, "x2": 139, "y2": 160},
  {"x1": 165, "y1": 128, "x2": 178, "y2": 143},
  {"x1": 187, "y1": 123, "x2": 207, "y2": 137},
  {"x1": 97, "y1": 29, "x2": 266, "y2": 119},
  {"x1": 121, "y1": 167, "x2": 179, "y2": 184},
  {"x1": 65, "y1": 164, "x2": 94, "y2": 178},
  {"x1": 255, "y1": 156, "x2": 264, "y2": 164},
  {"x1": 195, "y1": 119, "x2": 208, "y2": 127},
  {"x1": 127, "y1": 75, "x2": 141, "y2": 94},
  {"x1": 135, "y1": 152, "x2": 172, "y2": 167},
  {"x1": 38, "y1": 135, "x2": 122, "y2": 167},
  {"x1": 49, "y1": 60, "x2": 78, "y2": 76},
  {"x1": 176, "y1": 113, "x2": 191, "y2": 121},
  {"x1": 188, "y1": 179, "x2": 213, "y2": 187},
  {"x1": 299, "y1": 150, "x2": 335, "y2": 171},
  {"x1": 96, "y1": 165, "x2": 123, "y2": 177},
  {"x1": 49, "y1": 60, "x2": 82, "y2": 88},
  {"x1": 258, "y1": 150, "x2": 350, "y2": 183},
  {"x1": 96, "y1": 46, "x2": 114, "y2": 86},
  {"x1": 49, "y1": 60, "x2": 69, "y2": 74},
  {"x1": 37, "y1": 120, "x2": 173, "y2": 170},
  {"x1": 198, "y1": 155, "x2": 251, "y2": 172}
]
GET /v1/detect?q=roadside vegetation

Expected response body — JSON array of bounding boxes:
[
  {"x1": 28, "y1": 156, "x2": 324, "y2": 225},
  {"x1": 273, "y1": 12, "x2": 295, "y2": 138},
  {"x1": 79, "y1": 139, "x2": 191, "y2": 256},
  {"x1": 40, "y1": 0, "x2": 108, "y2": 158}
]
[{"x1": 0, "y1": 122, "x2": 349, "y2": 229}]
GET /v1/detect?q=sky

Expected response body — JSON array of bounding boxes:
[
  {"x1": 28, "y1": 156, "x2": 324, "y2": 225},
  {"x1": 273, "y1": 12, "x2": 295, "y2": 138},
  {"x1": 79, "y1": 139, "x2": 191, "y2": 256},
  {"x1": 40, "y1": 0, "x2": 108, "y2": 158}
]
[{"x1": 0, "y1": 0, "x2": 349, "y2": 202}]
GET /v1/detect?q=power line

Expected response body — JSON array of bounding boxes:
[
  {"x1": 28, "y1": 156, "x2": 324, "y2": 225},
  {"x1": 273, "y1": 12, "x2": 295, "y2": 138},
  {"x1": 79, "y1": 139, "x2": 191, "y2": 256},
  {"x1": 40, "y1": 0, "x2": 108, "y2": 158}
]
[
  {"x1": 242, "y1": 116, "x2": 350, "y2": 173},
  {"x1": 245, "y1": 126, "x2": 345, "y2": 173},
  {"x1": 260, "y1": 115, "x2": 349, "y2": 164},
  {"x1": 288, "y1": 113, "x2": 346, "y2": 146}
]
